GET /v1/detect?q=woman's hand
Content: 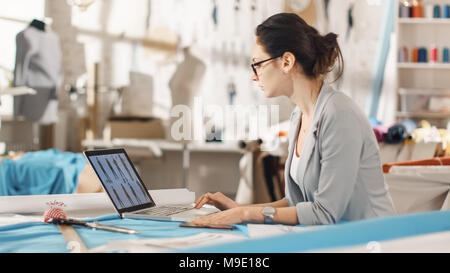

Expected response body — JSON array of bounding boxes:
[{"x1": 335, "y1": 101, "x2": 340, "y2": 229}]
[
  {"x1": 190, "y1": 207, "x2": 246, "y2": 225},
  {"x1": 194, "y1": 192, "x2": 238, "y2": 211}
]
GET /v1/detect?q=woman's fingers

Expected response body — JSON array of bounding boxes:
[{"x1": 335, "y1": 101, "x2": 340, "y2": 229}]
[
  {"x1": 194, "y1": 193, "x2": 211, "y2": 209},
  {"x1": 194, "y1": 192, "x2": 236, "y2": 210},
  {"x1": 190, "y1": 207, "x2": 243, "y2": 225}
]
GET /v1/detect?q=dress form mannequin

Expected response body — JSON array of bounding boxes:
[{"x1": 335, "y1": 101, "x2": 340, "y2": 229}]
[
  {"x1": 169, "y1": 47, "x2": 206, "y2": 107},
  {"x1": 14, "y1": 19, "x2": 63, "y2": 149},
  {"x1": 169, "y1": 46, "x2": 206, "y2": 141}
]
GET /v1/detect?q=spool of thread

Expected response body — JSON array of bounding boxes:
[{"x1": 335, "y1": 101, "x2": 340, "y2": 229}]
[
  {"x1": 425, "y1": 4, "x2": 434, "y2": 18},
  {"x1": 433, "y1": 5, "x2": 441, "y2": 18},
  {"x1": 443, "y1": 47, "x2": 450, "y2": 63},
  {"x1": 418, "y1": 48, "x2": 428, "y2": 63},
  {"x1": 430, "y1": 46, "x2": 438, "y2": 63},
  {"x1": 399, "y1": 2, "x2": 412, "y2": 18},
  {"x1": 404, "y1": 47, "x2": 409, "y2": 62},
  {"x1": 412, "y1": 47, "x2": 419, "y2": 62},
  {"x1": 412, "y1": 4, "x2": 423, "y2": 18},
  {"x1": 398, "y1": 48, "x2": 404, "y2": 62},
  {"x1": 443, "y1": 5, "x2": 450, "y2": 18},
  {"x1": 399, "y1": 46, "x2": 409, "y2": 62}
]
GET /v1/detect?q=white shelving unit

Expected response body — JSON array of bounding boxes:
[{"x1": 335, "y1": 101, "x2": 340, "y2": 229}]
[
  {"x1": 396, "y1": 0, "x2": 450, "y2": 127},
  {"x1": 397, "y1": 63, "x2": 450, "y2": 69},
  {"x1": 398, "y1": 18, "x2": 450, "y2": 24}
]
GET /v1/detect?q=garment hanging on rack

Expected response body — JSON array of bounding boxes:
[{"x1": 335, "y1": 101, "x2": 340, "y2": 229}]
[
  {"x1": 346, "y1": 3, "x2": 354, "y2": 41},
  {"x1": 324, "y1": 0, "x2": 330, "y2": 19},
  {"x1": 13, "y1": 19, "x2": 63, "y2": 124},
  {"x1": 211, "y1": 0, "x2": 218, "y2": 27}
]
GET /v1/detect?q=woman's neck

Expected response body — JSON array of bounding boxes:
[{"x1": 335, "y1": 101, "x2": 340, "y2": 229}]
[{"x1": 289, "y1": 75, "x2": 323, "y2": 118}]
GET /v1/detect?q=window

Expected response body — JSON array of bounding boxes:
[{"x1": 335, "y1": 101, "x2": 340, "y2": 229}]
[{"x1": 0, "y1": 0, "x2": 46, "y2": 116}]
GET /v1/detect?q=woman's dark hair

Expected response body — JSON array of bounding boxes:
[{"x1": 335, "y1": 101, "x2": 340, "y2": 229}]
[{"x1": 256, "y1": 13, "x2": 344, "y2": 81}]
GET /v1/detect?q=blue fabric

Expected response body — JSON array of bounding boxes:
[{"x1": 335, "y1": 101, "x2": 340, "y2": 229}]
[
  {"x1": 184, "y1": 210, "x2": 450, "y2": 253},
  {"x1": 1, "y1": 210, "x2": 450, "y2": 253},
  {"x1": 368, "y1": 117, "x2": 382, "y2": 127},
  {"x1": 0, "y1": 149, "x2": 86, "y2": 196},
  {"x1": 0, "y1": 214, "x2": 247, "y2": 253}
]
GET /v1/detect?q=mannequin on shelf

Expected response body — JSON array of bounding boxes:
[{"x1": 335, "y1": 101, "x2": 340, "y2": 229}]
[{"x1": 169, "y1": 46, "x2": 206, "y2": 141}]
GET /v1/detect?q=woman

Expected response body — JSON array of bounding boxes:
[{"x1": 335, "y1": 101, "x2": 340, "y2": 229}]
[{"x1": 191, "y1": 13, "x2": 395, "y2": 226}]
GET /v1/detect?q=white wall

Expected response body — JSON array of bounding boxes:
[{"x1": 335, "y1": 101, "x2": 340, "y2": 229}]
[
  {"x1": 47, "y1": 0, "x2": 293, "y2": 121},
  {"x1": 1, "y1": 0, "x2": 391, "y2": 151}
]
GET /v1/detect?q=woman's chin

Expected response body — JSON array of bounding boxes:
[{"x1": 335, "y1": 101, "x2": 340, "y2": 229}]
[{"x1": 262, "y1": 89, "x2": 276, "y2": 98}]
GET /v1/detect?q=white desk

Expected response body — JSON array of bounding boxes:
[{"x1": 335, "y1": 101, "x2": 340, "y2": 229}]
[{"x1": 0, "y1": 189, "x2": 196, "y2": 225}]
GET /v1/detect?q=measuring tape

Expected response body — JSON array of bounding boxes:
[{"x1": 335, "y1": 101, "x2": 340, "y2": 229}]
[{"x1": 57, "y1": 224, "x2": 88, "y2": 253}]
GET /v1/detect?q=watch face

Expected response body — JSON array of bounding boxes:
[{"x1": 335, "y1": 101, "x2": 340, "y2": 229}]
[{"x1": 262, "y1": 206, "x2": 276, "y2": 216}]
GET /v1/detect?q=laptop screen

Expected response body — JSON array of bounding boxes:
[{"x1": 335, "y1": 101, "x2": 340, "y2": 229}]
[{"x1": 84, "y1": 149, "x2": 155, "y2": 214}]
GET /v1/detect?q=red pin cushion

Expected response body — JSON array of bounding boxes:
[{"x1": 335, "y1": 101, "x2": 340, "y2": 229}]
[{"x1": 43, "y1": 200, "x2": 67, "y2": 222}]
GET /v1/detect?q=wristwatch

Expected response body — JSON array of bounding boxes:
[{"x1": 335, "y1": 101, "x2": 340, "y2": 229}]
[{"x1": 262, "y1": 206, "x2": 276, "y2": 224}]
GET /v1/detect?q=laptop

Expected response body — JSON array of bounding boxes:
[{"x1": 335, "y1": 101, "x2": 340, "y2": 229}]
[{"x1": 84, "y1": 148, "x2": 218, "y2": 222}]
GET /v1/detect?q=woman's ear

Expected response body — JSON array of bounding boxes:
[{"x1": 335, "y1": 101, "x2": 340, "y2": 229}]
[{"x1": 281, "y1": 52, "x2": 296, "y2": 74}]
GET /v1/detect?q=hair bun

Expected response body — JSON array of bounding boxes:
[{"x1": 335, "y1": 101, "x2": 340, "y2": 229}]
[
  {"x1": 312, "y1": 32, "x2": 341, "y2": 77},
  {"x1": 323, "y1": 33, "x2": 338, "y2": 44}
]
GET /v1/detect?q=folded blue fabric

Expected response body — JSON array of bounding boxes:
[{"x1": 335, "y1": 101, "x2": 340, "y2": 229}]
[
  {"x1": 2, "y1": 210, "x2": 450, "y2": 253},
  {"x1": 0, "y1": 214, "x2": 248, "y2": 253},
  {"x1": 0, "y1": 149, "x2": 86, "y2": 196}
]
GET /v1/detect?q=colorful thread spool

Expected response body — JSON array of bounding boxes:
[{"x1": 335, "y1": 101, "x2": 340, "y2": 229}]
[
  {"x1": 404, "y1": 47, "x2": 409, "y2": 62},
  {"x1": 443, "y1": 47, "x2": 450, "y2": 63},
  {"x1": 412, "y1": 47, "x2": 419, "y2": 62},
  {"x1": 399, "y1": 47, "x2": 409, "y2": 62},
  {"x1": 399, "y1": 2, "x2": 412, "y2": 17},
  {"x1": 425, "y1": 4, "x2": 434, "y2": 18},
  {"x1": 433, "y1": 5, "x2": 441, "y2": 18},
  {"x1": 443, "y1": 5, "x2": 450, "y2": 18},
  {"x1": 418, "y1": 48, "x2": 427, "y2": 63},
  {"x1": 430, "y1": 46, "x2": 438, "y2": 63},
  {"x1": 412, "y1": 4, "x2": 423, "y2": 18}
]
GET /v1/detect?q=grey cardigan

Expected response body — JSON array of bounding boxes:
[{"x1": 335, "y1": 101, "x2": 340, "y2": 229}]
[{"x1": 284, "y1": 84, "x2": 396, "y2": 225}]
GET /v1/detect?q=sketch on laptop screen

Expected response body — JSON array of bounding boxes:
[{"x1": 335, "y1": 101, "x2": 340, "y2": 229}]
[{"x1": 90, "y1": 153, "x2": 152, "y2": 209}]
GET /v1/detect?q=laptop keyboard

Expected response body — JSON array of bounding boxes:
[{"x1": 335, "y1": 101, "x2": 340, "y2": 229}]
[{"x1": 139, "y1": 205, "x2": 193, "y2": 216}]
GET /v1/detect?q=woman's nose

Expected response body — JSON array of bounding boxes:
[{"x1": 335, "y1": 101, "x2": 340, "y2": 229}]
[{"x1": 251, "y1": 73, "x2": 258, "y2": 82}]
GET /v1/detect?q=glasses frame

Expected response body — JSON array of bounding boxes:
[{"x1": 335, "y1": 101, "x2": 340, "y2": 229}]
[{"x1": 251, "y1": 56, "x2": 281, "y2": 77}]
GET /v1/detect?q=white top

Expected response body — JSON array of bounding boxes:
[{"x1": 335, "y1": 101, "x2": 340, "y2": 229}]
[{"x1": 290, "y1": 141, "x2": 301, "y2": 185}]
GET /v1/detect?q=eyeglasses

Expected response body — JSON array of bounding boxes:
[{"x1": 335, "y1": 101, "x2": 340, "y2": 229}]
[{"x1": 251, "y1": 56, "x2": 281, "y2": 77}]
